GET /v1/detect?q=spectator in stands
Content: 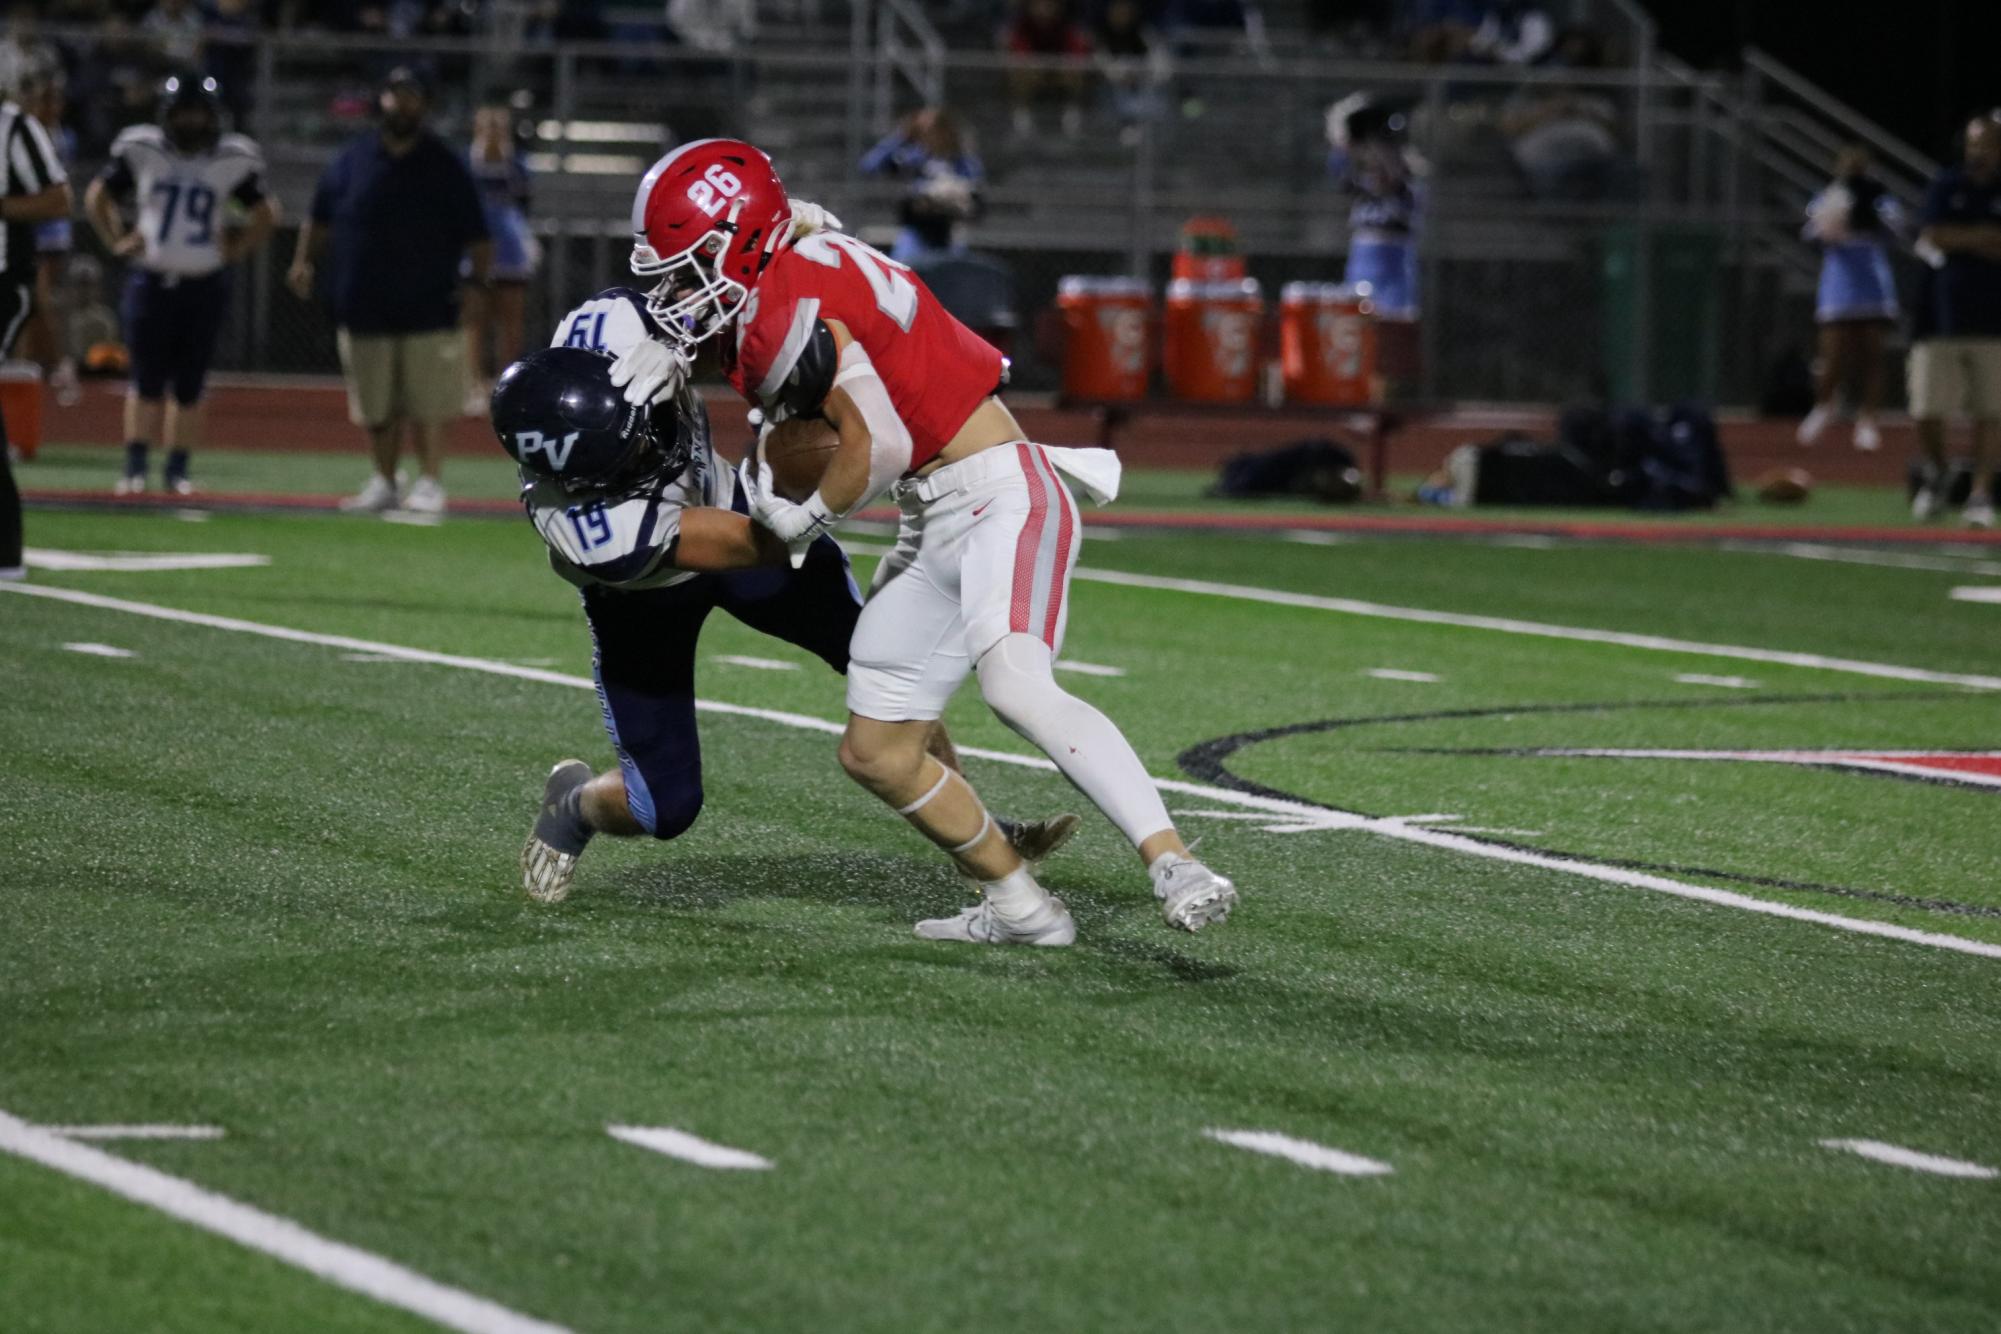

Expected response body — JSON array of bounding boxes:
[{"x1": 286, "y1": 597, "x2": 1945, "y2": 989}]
[
  {"x1": 1402, "y1": 0, "x2": 1484, "y2": 62},
  {"x1": 1094, "y1": 0, "x2": 1168, "y2": 142},
  {"x1": 1466, "y1": 0, "x2": 1553, "y2": 65},
  {"x1": 1002, "y1": 0, "x2": 1090, "y2": 140},
  {"x1": 142, "y1": 0, "x2": 205, "y2": 67},
  {"x1": 289, "y1": 67, "x2": 490, "y2": 518},
  {"x1": 1163, "y1": 0, "x2": 1268, "y2": 62},
  {"x1": 1798, "y1": 144, "x2": 1906, "y2": 453},
  {"x1": 860, "y1": 106, "x2": 984, "y2": 263},
  {"x1": 204, "y1": 0, "x2": 258, "y2": 125},
  {"x1": 1497, "y1": 26, "x2": 1634, "y2": 201},
  {"x1": 1909, "y1": 112, "x2": 2001, "y2": 528},
  {"x1": 461, "y1": 98, "x2": 536, "y2": 415},
  {"x1": 667, "y1": 0, "x2": 755, "y2": 52}
]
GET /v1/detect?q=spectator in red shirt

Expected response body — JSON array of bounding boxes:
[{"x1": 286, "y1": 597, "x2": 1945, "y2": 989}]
[{"x1": 1003, "y1": 0, "x2": 1090, "y2": 139}]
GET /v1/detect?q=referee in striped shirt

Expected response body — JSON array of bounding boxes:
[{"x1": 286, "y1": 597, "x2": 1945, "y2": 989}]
[{"x1": 0, "y1": 86, "x2": 72, "y2": 579}]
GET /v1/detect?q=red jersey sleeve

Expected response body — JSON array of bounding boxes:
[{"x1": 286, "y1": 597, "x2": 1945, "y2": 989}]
[{"x1": 728, "y1": 235, "x2": 1006, "y2": 469}]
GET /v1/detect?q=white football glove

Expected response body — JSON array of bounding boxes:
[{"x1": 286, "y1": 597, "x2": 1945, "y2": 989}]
[
  {"x1": 738, "y1": 454, "x2": 834, "y2": 568},
  {"x1": 607, "y1": 338, "x2": 689, "y2": 408},
  {"x1": 787, "y1": 198, "x2": 845, "y2": 240}
]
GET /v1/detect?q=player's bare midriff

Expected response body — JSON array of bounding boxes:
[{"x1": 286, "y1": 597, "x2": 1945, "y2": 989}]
[{"x1": 916, "y1": 396, "x2": 1025, "y2": 477}]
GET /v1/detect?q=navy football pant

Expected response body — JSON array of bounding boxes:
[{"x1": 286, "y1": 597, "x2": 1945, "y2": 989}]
[
  {"x1": 122, "y1": 269, "x2": 231, "y2": 405},
  {"x1": 581, "y1": 531, "x2": 861, "y2": 839}
]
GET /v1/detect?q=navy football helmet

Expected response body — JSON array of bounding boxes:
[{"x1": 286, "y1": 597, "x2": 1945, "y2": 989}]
[
  {"x1": 160, "y1": 74, "x2": 224, "y2": 154},
  {"x1": 490, "y1": 346, "x2": 692, "y2": 495}
]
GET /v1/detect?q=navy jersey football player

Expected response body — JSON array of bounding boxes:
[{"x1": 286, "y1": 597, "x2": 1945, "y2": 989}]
[{"x1": 497, "y1": 286, "x2": 1077, "y2": 903}]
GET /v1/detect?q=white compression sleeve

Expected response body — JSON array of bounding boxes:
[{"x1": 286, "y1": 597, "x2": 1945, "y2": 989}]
[
  {"x1": 975, "y1": 634, "x2": 1175, "y2": 850},
  {"x1": 828, "y1": 342, "x2": 913, "y2": 513}
]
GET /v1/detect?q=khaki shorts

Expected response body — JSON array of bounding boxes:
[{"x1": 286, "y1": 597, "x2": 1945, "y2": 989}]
[
  {"x1": 1907, "y1": 338, "x2": 2001, "y2": 420},
  {"x1": 336, "y1": 327, "x2": 465, "y2": 428}
]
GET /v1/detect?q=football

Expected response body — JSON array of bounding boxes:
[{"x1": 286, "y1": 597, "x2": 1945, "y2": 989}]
[{"x1": 761, "y1": 416, "x2": 841, "y2": 501}]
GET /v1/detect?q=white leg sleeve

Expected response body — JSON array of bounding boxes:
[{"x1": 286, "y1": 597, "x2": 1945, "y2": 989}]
[{"x1": 976, "y1": 633, "x2": 1174, "y2": 849}]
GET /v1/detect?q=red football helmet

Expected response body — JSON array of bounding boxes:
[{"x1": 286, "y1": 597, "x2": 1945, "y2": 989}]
[{"x1": 629, "y1": 138, "x2": 791, "y2": 349}]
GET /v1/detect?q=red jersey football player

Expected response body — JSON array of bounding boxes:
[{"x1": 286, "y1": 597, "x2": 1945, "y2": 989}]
[{"x1": 614, "y1": 139, "x2": 1236, "y2": 946}]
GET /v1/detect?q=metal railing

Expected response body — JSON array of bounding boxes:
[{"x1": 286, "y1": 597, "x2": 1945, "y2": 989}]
[{"x1": 22, "y1": 21, "x2": 1946, "y2": 406}]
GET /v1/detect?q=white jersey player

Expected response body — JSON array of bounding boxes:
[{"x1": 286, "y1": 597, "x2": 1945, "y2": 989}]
[{"x1": 83, "y1": 75, "x2": 278, "y2": 497}]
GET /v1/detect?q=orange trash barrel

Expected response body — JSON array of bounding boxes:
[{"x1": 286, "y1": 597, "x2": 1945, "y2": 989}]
[
  {"x1": 0, "y1": 362, "x2": 44, "y2": 461},
  {"x1": 1056, "y1": 276, "x2": 1152, "y2": 402},
  {"x1": 1163, "y1": 278, "x2": 1263, "y2": 404},
  {"x1": 1279, "y1": 282, "x2": 1377, "y2": 406}
]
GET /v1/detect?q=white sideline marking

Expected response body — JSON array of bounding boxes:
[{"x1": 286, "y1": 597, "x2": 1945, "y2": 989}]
[
  {"x1": 1675, "y1": 673, "x2": 1759, "y2": 689},
  {"x1": 1724, "y1": 540, "x2": 2001, "y2": 576},
  {"x1": 1950, "y1": 586, "x2": 2001, "y2": 604},
  {"x1": 0, "y1": 1109, "x2": 571, "y2": 1334},
  {"x1": 713, "y1": 654, "x2": 801, "y2": 672},
  {"x1": 1071, "y1": 567, "x2": 2001, "y2": 691},
  {"x1": 43, "y1": 1124, "x2": 225, "y2": 1140},
  {"x1": 62, "y1": 642, "x2": 134, "y2": 658},
  {"x1": 1488, "y1": 534, "x2": 1561, "y2": 549},
  {"x1": 9, "y1": 581, "x2": 2001, "y2": 962},
  {"x1": 607, "y1": 1125, "x2": 773, "y2": 1171},
  {"x1": 1055, "y1": 659, "x2": 1126, "y2": 677},
  {"x1": 25, "y1": 548, "x2": 270, "y2": 573},
  {"x1": 1368, "y1": 668, "x2": 1440, "y2": 682},
  {"x1": 1818, "y1": 1139, "x2": 1999, "y2": 1179},
  {"x1": 173, "y1": 509, "x2": 211, "y2": 523},
  {"x1": 1283, "y1": 530, "x2": 1351, "y2": 546},
  {"x1": 341, "y1": 652, "x2": 410, "y2": 663},
  {"x1": 1203, "y1": 1129, "x2": 1393, "y2": 1176},
  {"x1": 379, "y1": 511, "x2": 444, "y2": 528}
]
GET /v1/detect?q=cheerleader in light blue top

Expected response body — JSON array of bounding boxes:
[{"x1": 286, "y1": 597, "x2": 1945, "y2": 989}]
[
  {"x1": 1799, "y1": 145, "x2": 1907, "y2": 451},
  {"x1": 462, "y1": 101, "x2": 540, "y2": 413},
  {"x1": 1328, "y1": 93, "x2": 1423, "y2": 323}
]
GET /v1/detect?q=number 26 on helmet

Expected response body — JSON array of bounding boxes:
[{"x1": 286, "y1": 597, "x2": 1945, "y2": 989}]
[{"x1": 629, "y1": 138, "x2": 792, "y2": 351}]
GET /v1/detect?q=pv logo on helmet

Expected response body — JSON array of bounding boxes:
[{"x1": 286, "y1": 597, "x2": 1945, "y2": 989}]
[{"x1": 515, "y1": 430, "x2": 581, "y2": 470}]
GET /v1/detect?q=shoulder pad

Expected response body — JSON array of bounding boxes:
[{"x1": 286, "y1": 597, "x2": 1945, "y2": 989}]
[{"x1": 112, "y1": 124, "x2": 165, "y2": 155}]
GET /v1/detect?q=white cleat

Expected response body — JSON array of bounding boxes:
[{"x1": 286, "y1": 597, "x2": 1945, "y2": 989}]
[
  {"x1": 1966, "y1": 497, "x2": 1997, "y2": 530},
  {"x1": 915, "y1": 895, "x2": 1076, "y2": 946},
  {"x1": 521, "y1": 759, "x2": 593, "y2": 903},
  {"x1": 1852, "y1": 417, "x2": 1881, "y2": 452},
  {"x1": 1151, "y1": 855, "x2": 1238, "y2": 932},
  {"x1": 340, "y1": 471, "x2": 404, "y2": 513},
  {"x1": 1795, "y1": 404, "x2": 1833, "y2": 446},
  {"x1": 113, "y1": 472, "x2": 147, "y2": 497},
  {"x1": 1912, "y1": 485, "x2": 1941, "y2": 522}
]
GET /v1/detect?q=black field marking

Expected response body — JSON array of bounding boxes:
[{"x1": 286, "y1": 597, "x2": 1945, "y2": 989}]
[
  {"x1": 1176, "y1": 691, "x2": 1997, "y2": 922},
  {"x1": 1377, "y1": 747, "x2": 2001, "y2": 796}
]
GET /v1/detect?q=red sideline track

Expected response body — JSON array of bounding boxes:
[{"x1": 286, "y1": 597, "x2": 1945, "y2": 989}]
[{"x1": 26, "y1": 486, "x2": 2001, "y2": 546}]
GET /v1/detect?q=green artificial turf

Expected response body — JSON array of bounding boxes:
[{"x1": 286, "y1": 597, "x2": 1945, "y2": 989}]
[{"x1": 3, "y1": 504, "x2": 1999, "y2": 1333}]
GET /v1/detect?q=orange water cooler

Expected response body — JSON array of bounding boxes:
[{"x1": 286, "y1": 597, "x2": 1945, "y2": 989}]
[
  {"x1": 1163, "y1": 278, "x2": 1264, "y2": 404},
  {"x1": 1278, "y1": 282, "x2": 1377, "y2": 406},
  {"x1": 1056, "y1": 276, "x2": 1152, "y2": 402},
  {"x1": 1171, "y1": 216, "x2": 1247, "y2": 285},
  {"x1": 0, "y1": 362, "x2": 43, "y2": 460}
]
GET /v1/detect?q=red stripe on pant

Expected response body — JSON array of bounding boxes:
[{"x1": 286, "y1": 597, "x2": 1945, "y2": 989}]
[
  {"x1": 1010, "y1": 442, "x2": 1048, "y2": 636},
  {"x1": 1039, "y1": 447, "x2": 1076, "y2": 648}
]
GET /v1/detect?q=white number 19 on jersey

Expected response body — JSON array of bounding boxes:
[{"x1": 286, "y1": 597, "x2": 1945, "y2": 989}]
[{"x1": 792, "y1": 232, "x2": 919, "y2": 332}]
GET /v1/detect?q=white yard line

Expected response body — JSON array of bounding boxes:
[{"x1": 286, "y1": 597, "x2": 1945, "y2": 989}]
[
  {"x1": 62, "y1": 642, "x2": 134, "y2": 658},
  {"x1": 42, "y1": 1124, "x2": 225, "y2": 1140},
  {"x1": 1950, "y1": 586, "x2": 2001, "y2": 604},
  {"x1": 1818, "y1": 1139, "x2": 1999, "y2": 1179},
  {"x1": 713, "y1": 654, "x2": 802, "y2": 672},
  {"x1": 1070, "y1": 567, "x2": 2001, "y2": 691},
  {"x1": 0, "y1": 1109, "x2": 571, "y2": 1334},
  {"x1": 1202, "y1": 1129, "x2": 1394, "y2": 1176},
  {"x1": 25, "y1": 549, "x2": 270, "y2": 573},
  {"x1": 1368, "y1": 668, "x2": 1440, "y2": 683},
  {"x1": 1054, "y1": 659, "x2": 1127, "y2": 677},
  {"x1": 606, "y1": 1126, "x2": 774, "y2": 1171},
  {"x1": 1721, "y1": 540, "x2": 2001, "y2": 577},
  {"x1": 1675, "y1": 673, "x2": 1759, "y2": 689},
  {"x1": 8, "y1": 580, "x2": 2001, "y2": 962}
]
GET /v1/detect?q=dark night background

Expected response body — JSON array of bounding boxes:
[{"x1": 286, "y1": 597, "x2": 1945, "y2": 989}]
[{"x1": 1644, "y1": 0, "x2": 1999, "y2": 158}]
